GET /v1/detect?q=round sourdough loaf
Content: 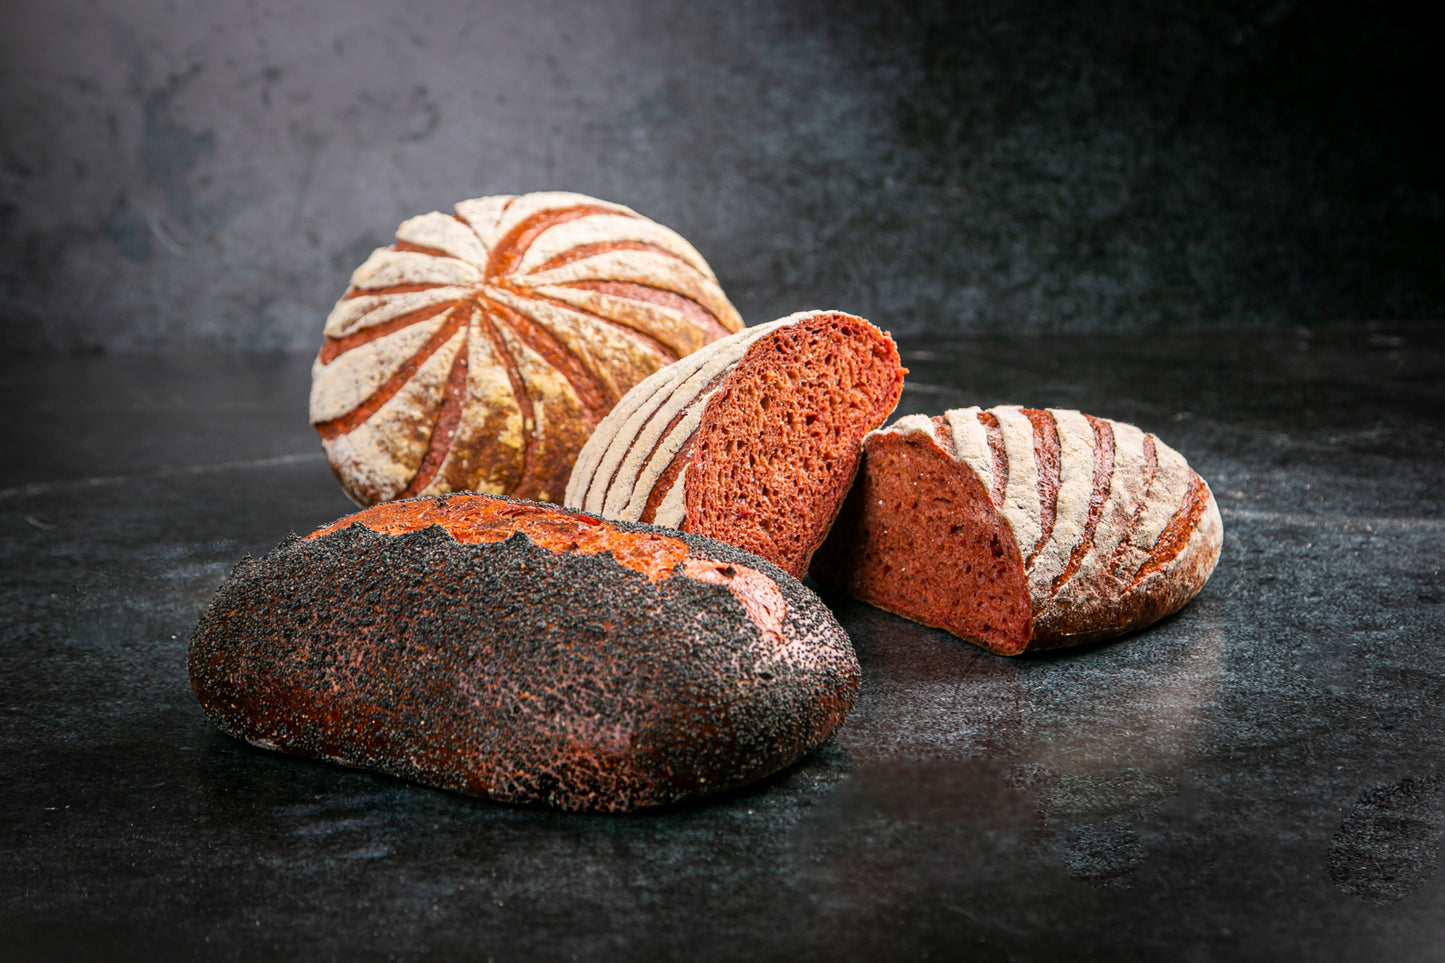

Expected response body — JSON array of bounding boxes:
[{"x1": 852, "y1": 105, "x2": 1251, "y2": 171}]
[
  {"x1": 564, "y1": 310, "x2": 905, "y2": 579},
  {"x1": 187, "y1": 494, "x2": 858, "y2": 813},
  {"x1": 811, "y1": 406, "x2": 1223, "y2": 655},
  {"x1": 310, "y1": 192, "x2": 744, "y2": 506}
]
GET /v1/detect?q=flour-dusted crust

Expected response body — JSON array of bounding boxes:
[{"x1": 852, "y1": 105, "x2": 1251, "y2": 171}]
[
  {"x1": 310, "y1": 192, "x2": 744, "y2": 506},
  {"x1": 187, "y1": 494, "x2": 858, "y2": 813},
  {"x1": 812, "y1": 406, "x2": 1223, "y2": 655},
  {"x1": 564, "y1": 310, "x2": 905, "y2": 578}
]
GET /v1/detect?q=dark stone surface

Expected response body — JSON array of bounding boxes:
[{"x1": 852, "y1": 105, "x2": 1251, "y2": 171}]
[
  {"x1": 3, "y1": 324, "x2": 1444, "y2": 960},
  {"x1": 2, "y1": 0, "x2": 1441, "y2": 353}
]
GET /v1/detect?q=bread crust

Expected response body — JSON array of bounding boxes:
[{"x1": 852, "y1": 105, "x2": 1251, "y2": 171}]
[
  {"x1": 310, "y1": 192, "x2": 743, "y2": 507},
  {"x1": 188, "y1": 494, "x2": 858, "y2": 812},
  {"x1": 813, "y1": 407, "x2": 1222, "y2": 655}
]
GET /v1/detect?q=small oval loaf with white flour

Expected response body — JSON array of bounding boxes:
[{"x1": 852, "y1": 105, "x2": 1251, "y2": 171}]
[
  {"x1": 564, "y1": 310, "x2": 905, "y2": 579},
  {"x1": 310, "y1": 192, "x2": 743, "y2": 506},
  {"x1": 188, "y1": 494, "x2": 859, "y2": 812},
  {"x1": 811, "y1": 406, "x2": 1222, "y2": 655}
]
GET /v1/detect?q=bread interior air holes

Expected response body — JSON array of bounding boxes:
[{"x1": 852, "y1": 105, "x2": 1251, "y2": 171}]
[
  {"x1": 819, "y1": 432, "x2": 1034, "y2": 654},
  {"x1": 686, "y1": 317, "x2": 898, "y2": 576}
]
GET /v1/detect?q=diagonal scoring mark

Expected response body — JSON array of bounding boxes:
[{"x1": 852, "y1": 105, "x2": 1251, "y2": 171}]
[
  {"x1": 1052, "y1": 414, "x2": 1114, "y2": 595},
  {"x1": 314, "y1": 310, "x2": 466, "y2": 440},
  {"x1": 401, "y1": 307, "x2": 473, "y2": 498}
]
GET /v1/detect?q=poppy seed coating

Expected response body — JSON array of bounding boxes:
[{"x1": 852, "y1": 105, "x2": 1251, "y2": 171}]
[{"x1": 188, "y1": 496, "x2": 858, "y2": 812}]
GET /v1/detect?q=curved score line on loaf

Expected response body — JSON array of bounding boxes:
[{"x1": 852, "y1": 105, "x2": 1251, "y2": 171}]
[
  {"x1": 316, "y1": 300, "x2": 458, "y2": 365},
  {"x1": 392, "y1": 239, "x2": 455, "y2": 258},
  {"x1": 339, "y1": 281, "x2": 445, "y2": 300},
  {"x1": 639, "y1": 438, "x2": 694, "y2": 525},
  {"x1": 399, "y1": 305, "x2": 474, "y2": 498},
  {"x1": 472, "y1": 308, "x2": 539, "y2": 500},
  {"x1": 1128, "y1": 472, "x2": 1212, "y2": 588},
  {"x1": 929, "y1": 415, "x2": 957, "y2": 458},
  {"x1": 1020, "y1": 407, "x2": 1061, "y2": 570},
  {"x1": 978, "y1": 410, "x2": 1008, "y2": 507},
  {"x1": 1049, "y1": 414, "x2": 1114, "y2": 595},
  {"x1": 528, "y1": 239, "x2": 680, "y2": 274},
  {"x1": 484, "y1": 204, "x2": 629, "y2": 279},
  {"x1": 314, "y1": 308, "x2": 467, "y2": 441},
  {"x1": 1106, "y1": 432, "x2": 1159, "y2": 579}
]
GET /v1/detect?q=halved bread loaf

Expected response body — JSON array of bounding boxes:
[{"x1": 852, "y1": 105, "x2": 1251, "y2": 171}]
[
  {"x1": 564, "y1": 310, "x2": 905, "y2": 578},
  {"x1": 810, "y1": 407, "x2": 1222, "y2": 655},
  {"x1": 188, "y1": 494, "x2": 858, "y2": 812}
]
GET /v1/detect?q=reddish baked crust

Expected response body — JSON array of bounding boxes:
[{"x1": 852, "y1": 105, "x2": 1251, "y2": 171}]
[{"x1": 188, "y1": 495, "x2": 858, "y2": 812}]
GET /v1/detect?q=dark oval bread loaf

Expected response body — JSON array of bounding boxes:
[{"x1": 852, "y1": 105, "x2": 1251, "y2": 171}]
[
  {"x1": 564, "y1": 310, "x2": 905, "y2": 578},
  {"x1": 309, "y1": 191, "x2": 744, "y2": 507},
  {"x1": 188, "y1": 494, "x2": 858, "y2": 812},
  {"x1": 811, "y1": 406, "x2": 1222, "y2": 655}
]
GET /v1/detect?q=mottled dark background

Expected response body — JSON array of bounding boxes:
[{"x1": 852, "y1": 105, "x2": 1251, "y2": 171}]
[{"x1": 1, "y1": 0, "x2": 1439, "y2": 353}]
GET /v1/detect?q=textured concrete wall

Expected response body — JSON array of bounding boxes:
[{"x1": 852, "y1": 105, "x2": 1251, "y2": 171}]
[{"x1": 1, "y1": 0, "x2": 1438, "y2": 352}]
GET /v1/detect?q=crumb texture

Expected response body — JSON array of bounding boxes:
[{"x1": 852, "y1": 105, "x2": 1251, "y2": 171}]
[
  {"x1": 811, "y1": 432, "x2": 1033, "y2": 652},
  {"x1": 565, "y1": 310, "x2": 904, "y2": 578},
  {"x1": 813, "y1": 407, "x2": 1222, "y2": 654},
  {"x1": 189, "y1": 495, "x2": 858, "y2": 812},
  {"x1": 310, "y1": 192, "x2": 743, "y2": 507}
]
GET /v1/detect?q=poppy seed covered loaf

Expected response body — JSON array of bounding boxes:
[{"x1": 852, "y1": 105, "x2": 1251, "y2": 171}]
[
  {"x1": 310, "y1": 192, "x2": 743, "y2": 506},
  {"x1": 565, "y1": 310, "x2": 905, "y2": 578},
  {"x1": 188, "y1": 494, "x2": 858, "y2": 812},
  {"x1": 811, "y1": 406, "x2": 1222, "y2": 655}
]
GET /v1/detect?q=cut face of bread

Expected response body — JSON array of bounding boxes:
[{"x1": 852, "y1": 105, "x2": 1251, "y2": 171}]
[
  {"x1": 565, "y1": 310, "x2": 905, "y2": 578},
  {"x1": 310, "y1": 192, "x2": 744, "y2": 506},
  {"x1": 811, "y1": 407, "x2": 1223, "y2": 655}
]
